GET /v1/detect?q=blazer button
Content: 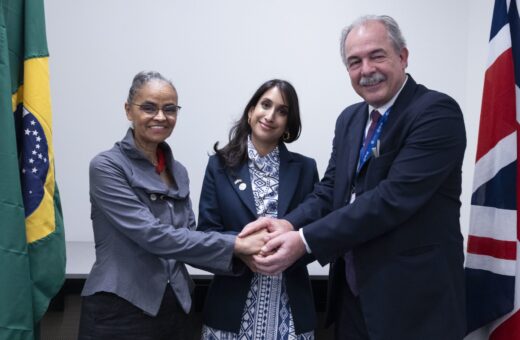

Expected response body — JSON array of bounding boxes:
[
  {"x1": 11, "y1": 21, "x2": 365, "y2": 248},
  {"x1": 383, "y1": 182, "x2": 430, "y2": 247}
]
[{"x1": 150, "y1": 193, "x2": 157, "y2": 201}]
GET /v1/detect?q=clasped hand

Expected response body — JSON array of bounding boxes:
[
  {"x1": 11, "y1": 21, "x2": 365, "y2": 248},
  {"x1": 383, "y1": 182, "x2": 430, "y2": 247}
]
[{"x1": 234, "y1": 217, "x2": 306, "y2": 275}]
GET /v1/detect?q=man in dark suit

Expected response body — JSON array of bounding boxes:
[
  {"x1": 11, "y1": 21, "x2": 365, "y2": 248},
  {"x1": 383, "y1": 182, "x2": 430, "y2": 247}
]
[{"x1": 240, "y1": 15, "x2": 466, "y2": 340}]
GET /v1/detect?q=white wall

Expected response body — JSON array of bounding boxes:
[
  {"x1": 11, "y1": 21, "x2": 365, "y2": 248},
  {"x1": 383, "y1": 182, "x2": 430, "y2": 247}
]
[{"x1": 45, "y1": 0, "x2": 494, "y2": 245}]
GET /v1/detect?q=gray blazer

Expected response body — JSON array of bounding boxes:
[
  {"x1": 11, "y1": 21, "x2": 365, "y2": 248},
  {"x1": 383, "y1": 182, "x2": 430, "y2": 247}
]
[{"x1": 81, "y1": 129, "x2": 235, "y2": 315}]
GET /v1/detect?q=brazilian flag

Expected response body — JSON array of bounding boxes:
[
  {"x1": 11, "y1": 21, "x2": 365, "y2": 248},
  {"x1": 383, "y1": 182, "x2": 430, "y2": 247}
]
[{"x1": 0, "y1": 0, "x2": 66, "y2": 339}]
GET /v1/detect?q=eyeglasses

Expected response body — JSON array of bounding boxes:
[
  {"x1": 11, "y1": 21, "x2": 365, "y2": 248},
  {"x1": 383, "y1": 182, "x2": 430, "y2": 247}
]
[{"x1": 131, "y1": 102, "x2": 181, "y2": 117}]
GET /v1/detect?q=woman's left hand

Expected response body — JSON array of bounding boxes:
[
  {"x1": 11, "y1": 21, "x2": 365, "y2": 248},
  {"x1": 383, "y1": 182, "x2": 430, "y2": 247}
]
[{"x1": 234, "y1": 228, "x2": 269, "y2": 255}]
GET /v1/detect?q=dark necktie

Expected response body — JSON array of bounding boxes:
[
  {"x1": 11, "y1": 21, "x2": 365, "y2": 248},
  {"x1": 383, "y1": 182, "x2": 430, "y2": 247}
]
[
  {"x1": 360, "y1": 110, "x2": 382, "y2": 157},
  {"x1": 344, "y1": 109, "x2": 382, "y2": 296}
]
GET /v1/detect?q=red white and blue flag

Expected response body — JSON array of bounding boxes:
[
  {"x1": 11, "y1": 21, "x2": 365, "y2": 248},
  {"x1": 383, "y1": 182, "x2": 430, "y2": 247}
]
[{"x1": 465, "y1": 0, "x2": 520, "y2": 338}]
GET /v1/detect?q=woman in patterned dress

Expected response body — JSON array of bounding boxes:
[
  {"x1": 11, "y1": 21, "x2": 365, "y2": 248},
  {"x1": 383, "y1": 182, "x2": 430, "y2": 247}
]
[{"x1": 197, "y1": 79, "x2": 318, "y2": 339}]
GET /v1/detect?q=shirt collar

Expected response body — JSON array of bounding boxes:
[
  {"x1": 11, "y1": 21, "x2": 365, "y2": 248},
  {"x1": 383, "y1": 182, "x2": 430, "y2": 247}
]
[
  {"x1": 247, "y1": 135, "x2": 280, "y2": 174},
  {"x1": 368, "y1": 75, "x2": 409, "y2": 115}
]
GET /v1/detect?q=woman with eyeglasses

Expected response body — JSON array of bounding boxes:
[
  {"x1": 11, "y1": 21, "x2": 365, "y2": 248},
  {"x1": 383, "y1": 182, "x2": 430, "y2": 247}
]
[
  {"x1": 198, "y1": 79, "x2": 318, "y2": 339},
  {"x1": 78, "y1": 71, "x2": 266, "y2": 339}
]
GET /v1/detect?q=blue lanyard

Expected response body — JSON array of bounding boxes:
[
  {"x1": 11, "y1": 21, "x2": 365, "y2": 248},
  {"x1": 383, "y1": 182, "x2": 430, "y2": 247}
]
[{"x1": 357, "y1": 107, "x2": 391, "y2": 173}]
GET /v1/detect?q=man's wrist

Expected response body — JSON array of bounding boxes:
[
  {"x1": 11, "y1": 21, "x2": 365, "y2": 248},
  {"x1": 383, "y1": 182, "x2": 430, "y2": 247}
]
[{"x1": 280, "y1": 219, "x2": 295, "y2": 232}]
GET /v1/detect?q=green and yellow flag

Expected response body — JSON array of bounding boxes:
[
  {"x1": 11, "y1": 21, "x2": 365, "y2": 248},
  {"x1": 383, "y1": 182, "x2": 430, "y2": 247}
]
[{"x1": 0, "y1": 0, "x2": 66, "y2": 338}]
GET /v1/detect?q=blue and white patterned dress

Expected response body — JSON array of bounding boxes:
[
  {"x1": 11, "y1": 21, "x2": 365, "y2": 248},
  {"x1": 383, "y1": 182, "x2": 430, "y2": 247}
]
[{"x1": 201, "y1": 137, "x2": 314, "y2": 340}]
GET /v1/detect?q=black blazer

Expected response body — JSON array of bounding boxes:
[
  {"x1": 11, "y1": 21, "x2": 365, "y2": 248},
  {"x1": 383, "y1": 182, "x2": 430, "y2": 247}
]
[
  {"x1": 197, "y1": 143, "x2": 319, "y2": 334},
  {"x1": 285, "y1": 76, "x2": 467, "y2": 340}
]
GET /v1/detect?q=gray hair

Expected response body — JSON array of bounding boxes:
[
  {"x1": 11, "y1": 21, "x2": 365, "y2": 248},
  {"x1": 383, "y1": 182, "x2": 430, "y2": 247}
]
[
  {"x1": 127, "y1": 71, "x2": 176, "y2": 103},
  {"x1": 340, "y1": 15, "x2": 407, "y2": 67}
]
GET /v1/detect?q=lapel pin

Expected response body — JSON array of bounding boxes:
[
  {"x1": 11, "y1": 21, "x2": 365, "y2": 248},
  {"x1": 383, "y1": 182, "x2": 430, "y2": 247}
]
[
  {"x1": 234, "y1": 179, "x2": 242, "y2": 185},
  {"x1": 239, "y1": 183, "x2": 247, "y2": 191}
]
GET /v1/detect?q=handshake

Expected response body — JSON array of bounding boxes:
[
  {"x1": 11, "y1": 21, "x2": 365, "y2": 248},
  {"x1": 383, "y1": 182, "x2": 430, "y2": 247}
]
[{"x1": 232, "y1": 217, "x2": 307, "y2": 275}]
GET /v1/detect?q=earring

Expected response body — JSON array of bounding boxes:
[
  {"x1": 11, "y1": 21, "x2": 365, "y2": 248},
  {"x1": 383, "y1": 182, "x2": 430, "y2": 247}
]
[{"x1": 283, "y1": 131, "x2": 290, "y2": 141}]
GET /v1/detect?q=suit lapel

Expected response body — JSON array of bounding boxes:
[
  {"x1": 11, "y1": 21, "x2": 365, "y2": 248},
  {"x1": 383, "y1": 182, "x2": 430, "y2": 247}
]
[
  {"x1": 378, "y1": 75, "x2": 417, "y2": 147},
  {"x1": 226, "y1": 163, "x2": 257, "y2": 217},
  {"x1": 278, "y1": 144, "x2": 301, "y2": 217},
  {"x1": 336, "y1": 104, "x2": 368, "y2": 205},
  {"x1": 346, "y1": 104, "x2": 369, "y2": 181},
  {"x1": 332, "y1": 105, "x2": 367, "y2": 205}
]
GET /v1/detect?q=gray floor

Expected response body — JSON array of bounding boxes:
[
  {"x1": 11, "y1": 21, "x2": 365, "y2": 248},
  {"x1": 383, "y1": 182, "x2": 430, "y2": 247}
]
[{"x1": 41, "y1": 295, "x2": 334, "y2": 340}]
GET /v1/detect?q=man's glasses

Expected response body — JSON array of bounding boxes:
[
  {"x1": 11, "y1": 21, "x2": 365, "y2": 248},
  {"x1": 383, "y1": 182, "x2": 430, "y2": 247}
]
[{"x1": 131, "y1": 102, "x2": 181, "y2": 117}]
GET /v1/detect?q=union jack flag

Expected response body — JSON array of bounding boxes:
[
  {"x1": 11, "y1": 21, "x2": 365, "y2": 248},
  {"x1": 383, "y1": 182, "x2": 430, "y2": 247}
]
[{"x1": 465, "y1": 0, "x2": 520, "y2": 338}]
